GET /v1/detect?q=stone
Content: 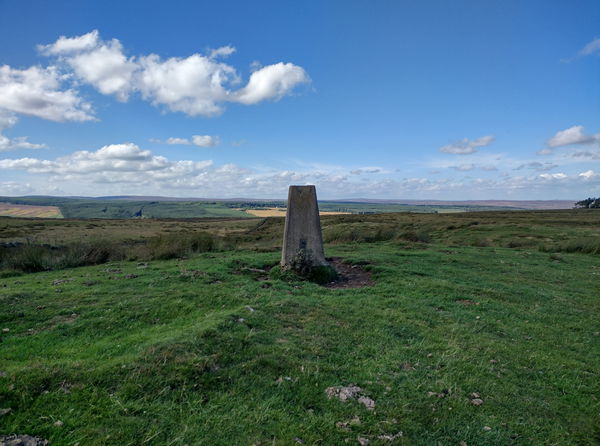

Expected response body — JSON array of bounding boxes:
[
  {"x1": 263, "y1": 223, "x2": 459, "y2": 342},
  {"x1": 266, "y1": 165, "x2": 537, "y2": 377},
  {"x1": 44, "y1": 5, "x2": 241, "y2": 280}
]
[{"x1": 281, "y1": 185, "x2": 328, "y2": 273}]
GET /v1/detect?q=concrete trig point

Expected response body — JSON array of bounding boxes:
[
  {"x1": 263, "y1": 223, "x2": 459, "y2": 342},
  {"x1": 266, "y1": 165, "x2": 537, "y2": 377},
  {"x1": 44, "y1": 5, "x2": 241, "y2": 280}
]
[{"x1": 281, "y1": 185, "x2": 329, "y2": 273}]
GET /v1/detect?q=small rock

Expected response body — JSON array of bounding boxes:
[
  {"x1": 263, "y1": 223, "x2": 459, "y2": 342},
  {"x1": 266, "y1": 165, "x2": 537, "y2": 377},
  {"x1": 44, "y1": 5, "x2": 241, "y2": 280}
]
[
  {"x1": 326, "y1": 385, "x2": 363, "y2": 401},
  {"x1": 378, "y1": 432, "x2": 403, "y2": 441},
  {"x1": 358, "y1": 396, "x2": 375, "y2": 410},
  {"x1": 0, "y1": 435, "x2": 49, "y2": 446},
  {"x1": 459, "y1": 442, "x2": 467, "y2": 446},
  {"x1": 470, "y1": 392, "x2": 480, "y2": 398},
  {"x1": 471, "y1": 398, "x2": 484, "y2": 406},
  {"x1": 0, "y1": 408, "x2": 11, "y2": 416},
  {"x1": 245, "y1": 306, "x2": 256, "y2": 312},
  {"x1": 483, "y1": 426, "x2": 492, "y2": 431},
  {"x1": 53, "y1": 420, "x2": 63, "y2": 427},
  {"x1": 357, "y1": 437, "x2": 370, "y2": 446},
  {"x1": 293, "y1": 438, "x2": 304, "y2": 444},
  {"x1": 2, "y1": 328, "x2": 9, "y2": 333},
  {"x1": 427, "y1": 353, "x2": 433, "y2": 358}
]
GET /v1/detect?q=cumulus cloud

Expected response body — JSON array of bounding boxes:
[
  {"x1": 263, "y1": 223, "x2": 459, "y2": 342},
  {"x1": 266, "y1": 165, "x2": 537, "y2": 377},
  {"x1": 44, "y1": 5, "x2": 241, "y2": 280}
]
[
  {"x1": 0, "y1": 143, "x2": 212, "y2": 183},
  {"x1": 39, "y1": 30, "x2": 100, "y2": 55},
  {"x1": 232, "y1": 63, "x2": 310, "y2": 105},
  {"x1": 36, "y1": 30, "x2": 310, "y2": 117},
  {"x1": 0, "y1": 65, "x2": 94, "y2": 122},
  {"x1": 547, "y1": 125, "x2": 597, "y2": 148},
  {"x1": 439, "y1": 135, "x2": 495, "y2": 155}
]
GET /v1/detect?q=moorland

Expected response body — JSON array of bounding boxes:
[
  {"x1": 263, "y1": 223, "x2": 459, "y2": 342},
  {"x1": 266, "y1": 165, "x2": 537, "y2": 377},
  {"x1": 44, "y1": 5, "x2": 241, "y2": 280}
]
[{"x1": 0, "y1": 209, "x2": 599, "y2": 445}]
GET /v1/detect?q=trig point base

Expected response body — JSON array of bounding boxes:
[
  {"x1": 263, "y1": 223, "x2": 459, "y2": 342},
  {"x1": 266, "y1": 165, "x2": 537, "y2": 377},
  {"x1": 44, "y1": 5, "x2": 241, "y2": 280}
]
[{"x1": 281, "y1": 185, "x2": 329, "y2": 274}]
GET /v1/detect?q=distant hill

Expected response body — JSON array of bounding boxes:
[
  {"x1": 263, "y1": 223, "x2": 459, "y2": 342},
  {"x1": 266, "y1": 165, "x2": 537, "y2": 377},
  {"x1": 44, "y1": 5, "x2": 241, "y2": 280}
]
[
  {"x1": 0, "y1": 195, "x2": 576, "y2": 219},
  {"x1": 16, "y1": 195, "x2": 576, "y2": 209}
]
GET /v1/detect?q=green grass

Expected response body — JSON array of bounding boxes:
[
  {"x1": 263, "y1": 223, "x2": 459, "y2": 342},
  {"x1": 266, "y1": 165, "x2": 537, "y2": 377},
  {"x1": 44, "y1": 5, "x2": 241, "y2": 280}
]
[{"x1": 0, "y1": 211, "x2": 599, "y2": 445}]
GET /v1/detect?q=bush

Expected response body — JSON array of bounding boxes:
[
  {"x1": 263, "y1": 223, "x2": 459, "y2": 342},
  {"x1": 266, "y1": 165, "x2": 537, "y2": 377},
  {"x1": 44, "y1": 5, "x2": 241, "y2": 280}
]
[
  {"x1": 540, "y1": 238, "x2": 600, "y2": 255},
  {"x1": 1, "y1": 245, "x2": 50, "y2": 272},
  {"x1": 146, "y1": 232, "x2": 215, "y2": 260}
]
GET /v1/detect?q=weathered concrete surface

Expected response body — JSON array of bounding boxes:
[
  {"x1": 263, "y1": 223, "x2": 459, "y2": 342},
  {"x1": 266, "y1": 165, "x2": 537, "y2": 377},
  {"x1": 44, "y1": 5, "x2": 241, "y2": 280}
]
[{"x1": 281, "y1": 185, "x2": 328, "y2": 271}]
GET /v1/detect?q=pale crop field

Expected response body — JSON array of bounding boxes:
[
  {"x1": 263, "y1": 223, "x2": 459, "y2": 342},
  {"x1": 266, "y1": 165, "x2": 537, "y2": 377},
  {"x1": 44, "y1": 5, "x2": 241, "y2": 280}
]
[
  {"x1": 0, "y1": 203, "x2": 63, "y2": 218},
  {"x1": 243, "y1": 207, "x2": 350, "y2": 217}
]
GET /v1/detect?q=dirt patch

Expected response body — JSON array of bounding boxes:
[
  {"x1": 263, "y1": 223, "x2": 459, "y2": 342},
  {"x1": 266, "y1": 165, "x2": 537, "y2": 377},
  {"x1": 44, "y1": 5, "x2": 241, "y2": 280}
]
[
  {"x1": 0, "y1": 435, "x2": 49, "y2": 446},
  {"x1": 324, "y1": 258, "x2": 373, "y2": 289}
]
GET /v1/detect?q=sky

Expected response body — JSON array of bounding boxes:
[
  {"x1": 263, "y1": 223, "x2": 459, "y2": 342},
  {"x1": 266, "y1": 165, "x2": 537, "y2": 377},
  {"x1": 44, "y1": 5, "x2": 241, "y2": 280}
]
[{"x1": 0, "y1": 0, "x2": 599, "y2": 200}]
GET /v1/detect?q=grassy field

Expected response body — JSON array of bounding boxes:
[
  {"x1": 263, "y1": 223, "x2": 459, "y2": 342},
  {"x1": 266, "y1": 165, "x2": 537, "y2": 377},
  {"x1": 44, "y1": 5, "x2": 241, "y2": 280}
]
[{"x1": 0, "y1": 210, "x2": 599, "y2": 445}]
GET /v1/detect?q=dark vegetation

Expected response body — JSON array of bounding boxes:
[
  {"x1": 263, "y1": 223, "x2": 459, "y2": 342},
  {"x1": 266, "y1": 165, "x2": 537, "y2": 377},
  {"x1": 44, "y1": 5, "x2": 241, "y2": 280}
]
[
  {"x1": 0, "y1": 209, "x2": 598, "y2": 445},
  {"x1": 575, "y1": 197, "x2": 600, "y2": 208}
]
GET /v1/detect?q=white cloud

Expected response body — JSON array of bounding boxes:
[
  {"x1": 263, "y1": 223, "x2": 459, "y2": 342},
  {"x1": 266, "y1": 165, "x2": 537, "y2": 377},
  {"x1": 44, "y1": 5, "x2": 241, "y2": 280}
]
[
  {"x1": 36, "y1": 31, "x2": 310, "y2": 117},
  {"x1": 0, "y1": 65, "x2": 94, "y2": 122},
  {"x1": 136, "y1": 53, "x2": 237, "y2": 116},
  {"x1": 0, "y1": 143, "x2": 212, "y2": 180},
  {"x1": 579, "y1": 170, "x2": 597, "y2": 179},
  {"x1": 154, "y1": 135, "x2": 220, "y2": 147},
  {"x1": 39, "y1": 30, "x2": 100, "y2": 55},
  {"x1": 166, "y1": 137, "x2": 191, "y2": 145},
  {"x1": 232, "y1": 63, "x2": 310, "y2": 105},
  {"x1": 67, "y1": 40, "x2": 136, "y2": 101},
  {"x1": 209, "y1": 46, "x2": 236, "y2": 59},
  {"x1": 547, "y1": 125, "x2": 597, "y2": 148},
  {"x1": 578, "y1": 37, "x2": 600, "y2": 57},
  {"x1": 540, "y1": 172, "x2": 567, "y2": 180},
  {"x1": 0, "y1": 110, "x2": 47, "y2": 152},
  {"x1": 439, "y1": 135, "x2": 495, "y2": 154},
  {"x1": 191, "y1": 135, "x2": 219, "y2": 147}
]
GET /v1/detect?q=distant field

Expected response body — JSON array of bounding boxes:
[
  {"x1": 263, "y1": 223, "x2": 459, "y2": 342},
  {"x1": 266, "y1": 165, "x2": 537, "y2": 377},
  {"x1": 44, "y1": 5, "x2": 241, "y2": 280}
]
[
  {"x1": 0, "y1": 196, "x2": 539, "y2": 220},
  {"x1": 0, "y1": 202, "x2": 62, "y2": 218},
  {"x1": 242, "y1": 207, "x2": 351, "y2": 217}
]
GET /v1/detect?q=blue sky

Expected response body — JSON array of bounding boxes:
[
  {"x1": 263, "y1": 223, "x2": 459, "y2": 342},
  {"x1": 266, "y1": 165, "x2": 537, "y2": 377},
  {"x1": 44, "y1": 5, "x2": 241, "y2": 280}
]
[{"x1": 0, "y1": 0, "x2": 598, "y2": 199}]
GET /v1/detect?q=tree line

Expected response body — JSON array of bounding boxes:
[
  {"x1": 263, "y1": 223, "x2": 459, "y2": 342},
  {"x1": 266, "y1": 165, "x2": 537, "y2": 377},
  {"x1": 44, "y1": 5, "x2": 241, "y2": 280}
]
[{"x1": 575, "y1": 197, "x2": 600, "y2": 208}]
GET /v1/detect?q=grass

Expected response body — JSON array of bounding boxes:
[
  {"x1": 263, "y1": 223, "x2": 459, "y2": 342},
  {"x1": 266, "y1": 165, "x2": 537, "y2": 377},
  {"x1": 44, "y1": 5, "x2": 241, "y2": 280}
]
[{"x1": 0, "y1": 210, "x2": 599, "y2": 445}]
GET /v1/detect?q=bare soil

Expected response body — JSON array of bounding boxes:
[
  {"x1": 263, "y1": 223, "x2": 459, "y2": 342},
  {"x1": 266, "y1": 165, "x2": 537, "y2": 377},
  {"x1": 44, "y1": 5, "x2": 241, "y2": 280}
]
[{"x1": 324, "y1": 257, "x2": 373, "y2": 289}]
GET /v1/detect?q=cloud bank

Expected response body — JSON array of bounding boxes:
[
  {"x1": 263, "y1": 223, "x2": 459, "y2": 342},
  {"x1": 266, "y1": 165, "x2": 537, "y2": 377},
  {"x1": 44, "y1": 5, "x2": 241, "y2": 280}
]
[{"x1": 0, "y1": 30, "x2": 309, "y2": 123}]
